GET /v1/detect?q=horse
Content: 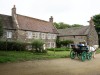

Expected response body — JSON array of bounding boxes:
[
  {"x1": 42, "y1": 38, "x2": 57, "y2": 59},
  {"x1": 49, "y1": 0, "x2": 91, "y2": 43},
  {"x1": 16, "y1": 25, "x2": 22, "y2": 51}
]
[{"x1": 88, "y1": 45, "x2": 99, "y2": 58}]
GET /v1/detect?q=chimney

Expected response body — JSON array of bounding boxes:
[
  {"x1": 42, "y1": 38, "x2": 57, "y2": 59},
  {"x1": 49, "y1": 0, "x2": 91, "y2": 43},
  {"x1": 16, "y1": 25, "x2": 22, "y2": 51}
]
[
  {"x1": 49, "y1": 16, "x2": 53, "y2": 23},
  {"x1": 12, "y1": 5, "x2": 16, "y2": 16},
  {"x1": 88, "y1": 17, "x2": 94, "y2": 26}
]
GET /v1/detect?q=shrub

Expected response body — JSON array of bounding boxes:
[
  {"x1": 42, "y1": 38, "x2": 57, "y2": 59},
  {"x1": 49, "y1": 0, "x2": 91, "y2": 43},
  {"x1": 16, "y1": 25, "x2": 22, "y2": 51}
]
[
  {"x1": 32, "y1": 39, "x2": 45, "y2": 53},
  {"x1": 0, "y1": 40, "x2": 27, "y2": 51},
  {"x1": 61, "y1": 40, "x2": 74, "y2": 47},
  {"x1": 56, "y1": 38, "x2": 74, "y2": 48}
]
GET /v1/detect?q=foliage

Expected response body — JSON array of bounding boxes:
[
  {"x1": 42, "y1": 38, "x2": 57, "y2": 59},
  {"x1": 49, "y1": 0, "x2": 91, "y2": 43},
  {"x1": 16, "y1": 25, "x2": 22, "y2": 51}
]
[
  {"x1": 0, "y1": 17, "x2": 3, "y2": 38},
  {"x1": 32, "y1": 39, "x2": 45, "y2": 53},
  {"x1": 0, "y1": 51, "x2": 70, "y2": 63},
  {"x1": 54, "y1": 22, "x2": 71, "y2": 29},
  {"x1": 72, "y1": 24, "x2": 83, "y2": 27},
  {"x1": 47, "y1": 47, "x2": 71, "y2": 51},
  {"x1": 93, "y1": 14, "x2": 100, "y2": 33},
  {"x1": 56, "y1": 38, "x2": 74, "y2": 48},
  {"x1": 0, "y1": 40, "x2": 27, "y2": 51},
  {"x1": 56, "y1": 37, "x2": 61, "y2": 48},
  {"x1": 54, "y1": 22, "x2": 83, "y2": 29},
  {"x1": 60, "y1": 40, "x2": 74, "y2": 47},
  {"x1": 93, "y1": 14, "x2": 100, "y2": 46}
]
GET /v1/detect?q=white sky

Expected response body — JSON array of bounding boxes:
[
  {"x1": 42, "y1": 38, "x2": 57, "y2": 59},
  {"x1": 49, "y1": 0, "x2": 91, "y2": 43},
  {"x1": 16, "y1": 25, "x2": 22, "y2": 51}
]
[{"x1": 0, "y1": 0, "x2": 100, "y2": 25}]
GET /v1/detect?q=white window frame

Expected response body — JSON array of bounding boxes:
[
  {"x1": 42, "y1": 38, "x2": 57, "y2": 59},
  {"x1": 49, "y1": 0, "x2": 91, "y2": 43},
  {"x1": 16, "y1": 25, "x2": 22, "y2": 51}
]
[
  {"x1": 41, "y1": 33, "x2": 46, "y2": 39},
  {"x1": 34, "y1": 32, "x2": 40, "y2": 39},
  {"x1": 47, "y1": 33, "x2": 51, "y2": 39},
  {"x1": 46, "y1": 42, "x2": 51, "y2": 48},
  {"x1": 7, "y1": 31, "x2": 12, "y2": 38},
  {"x1": 52, "y1": 34, "x2": 56, "y2": 39},
  {"x1": 27, "y1": 31, "x2": 33, "y2": 39},
  {"x1": 51, "y1": 42, "x2": 55, "y2": 48}
]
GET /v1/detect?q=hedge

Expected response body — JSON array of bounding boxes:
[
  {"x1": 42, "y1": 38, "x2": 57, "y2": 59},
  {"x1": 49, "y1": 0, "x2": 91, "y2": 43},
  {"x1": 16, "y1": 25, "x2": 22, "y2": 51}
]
[{"x1": 0, "y1": 40, "x2": 27, "y2": 51}]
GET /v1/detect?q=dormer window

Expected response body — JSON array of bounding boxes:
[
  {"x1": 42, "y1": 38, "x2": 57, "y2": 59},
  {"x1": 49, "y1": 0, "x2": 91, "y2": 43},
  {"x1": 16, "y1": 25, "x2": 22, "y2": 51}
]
[{"x1": 7, "y1": 31, "x2": 12, "y2": 38}]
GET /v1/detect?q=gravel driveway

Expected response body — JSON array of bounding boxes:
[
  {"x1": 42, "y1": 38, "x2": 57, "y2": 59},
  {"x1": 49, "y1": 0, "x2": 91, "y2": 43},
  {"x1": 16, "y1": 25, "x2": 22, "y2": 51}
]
[{"x1": 0, "y1": 54, "x2": 100, "y2": 75}]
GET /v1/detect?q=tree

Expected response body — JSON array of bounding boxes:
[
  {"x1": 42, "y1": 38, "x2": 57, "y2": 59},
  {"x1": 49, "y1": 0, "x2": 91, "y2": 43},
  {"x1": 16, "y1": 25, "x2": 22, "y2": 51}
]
[
  {"x1": 93, "y1": 14, "x2": 100, "y2": 33},
  {"x1": 0, "y1": 17, "x2": 3, "y2": 38},
  {"x1": 54, "y1": 22, "x2": 83, "y2": 29},
  {"x1": 93, "y1": 14, "x2": 100, "y2": 46},
  {"x1": 72, "y1": 24, "x2": 83, "y2": 27},
  {"x1": 54, "y1": 22, "x2": 71, "y2": 29}
]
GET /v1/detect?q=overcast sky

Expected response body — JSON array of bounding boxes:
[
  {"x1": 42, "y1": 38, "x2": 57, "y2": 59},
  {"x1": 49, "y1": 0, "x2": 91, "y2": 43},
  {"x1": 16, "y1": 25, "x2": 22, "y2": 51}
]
[{"x1": 0, "y1": 0, "x2": 100, "y2": 25}]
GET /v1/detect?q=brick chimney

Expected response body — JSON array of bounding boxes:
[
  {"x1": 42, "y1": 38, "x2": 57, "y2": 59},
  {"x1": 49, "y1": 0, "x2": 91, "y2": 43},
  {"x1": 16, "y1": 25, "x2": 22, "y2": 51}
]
[
  {"x1": 11, "y1": 5, "x2": 19, "y2": 29},
  {"x1": 12, "y1": 5, "x2": 16, "y2": 16},
  {"x1": 49, "y1": 16, "x2": 53, "y2": 23},
  {"x1": 89, "y1": 17, "x2": 94, "y2": 26}
]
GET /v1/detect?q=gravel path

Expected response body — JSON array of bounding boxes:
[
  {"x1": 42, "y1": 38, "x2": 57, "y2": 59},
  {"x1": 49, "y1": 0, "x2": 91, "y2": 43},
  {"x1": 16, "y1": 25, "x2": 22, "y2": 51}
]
[{"x1": 0, "y1": 54, "x2": 100, "y2": 75}]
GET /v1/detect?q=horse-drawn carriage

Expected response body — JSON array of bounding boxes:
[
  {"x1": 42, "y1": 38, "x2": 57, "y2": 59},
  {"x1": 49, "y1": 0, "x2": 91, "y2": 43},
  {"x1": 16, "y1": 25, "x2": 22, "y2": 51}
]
[{"x1": 70, "y1": 45, "x2": 93, "y2": 61}]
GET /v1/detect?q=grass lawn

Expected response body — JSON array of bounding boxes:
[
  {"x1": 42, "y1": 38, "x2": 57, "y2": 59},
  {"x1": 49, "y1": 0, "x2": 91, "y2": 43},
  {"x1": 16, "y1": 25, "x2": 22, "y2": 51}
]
[
  {"x1": 0, "y1": 48, "x2": 100, "y2": 63},
  {"x1": 0, "y1": 51, "x2": 70, "y2": 63}
]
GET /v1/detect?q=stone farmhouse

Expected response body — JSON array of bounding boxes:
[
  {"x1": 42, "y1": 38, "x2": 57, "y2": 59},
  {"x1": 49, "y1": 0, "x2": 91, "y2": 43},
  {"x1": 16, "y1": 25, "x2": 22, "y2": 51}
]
[
  {"x1": 0, "y1": 5, "x2": 99, "y2": 49},
  {"x1": 0, "y1": 5, "x2": 58, "y2": 48},
  {"x1": 58, "y1": 17, "x2": 99, "y2": 47}
]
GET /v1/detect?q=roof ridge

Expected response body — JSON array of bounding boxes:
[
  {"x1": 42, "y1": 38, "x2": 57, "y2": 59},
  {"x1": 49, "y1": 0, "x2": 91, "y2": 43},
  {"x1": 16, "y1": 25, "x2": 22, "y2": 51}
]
[
  {"x1": 0, "y1": 14, "x2": 11, "y2": 17},
  {"x1": 17, "y1": 14, "x2": 49, "y2": 23},
  {"x1": 58, "y1": 26, "x2": 89, "y2": 30}
]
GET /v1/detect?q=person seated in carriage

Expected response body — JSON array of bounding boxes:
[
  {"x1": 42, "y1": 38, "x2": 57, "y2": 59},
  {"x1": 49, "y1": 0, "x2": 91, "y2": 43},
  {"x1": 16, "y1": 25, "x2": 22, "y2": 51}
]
[{"x1": 77, "y1": 42, "x2": 89, "y2": 51}]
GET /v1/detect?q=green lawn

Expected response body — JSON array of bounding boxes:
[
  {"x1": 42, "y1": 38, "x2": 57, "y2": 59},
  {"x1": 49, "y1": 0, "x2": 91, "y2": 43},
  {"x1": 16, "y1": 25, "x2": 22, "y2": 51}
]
[
  {"x1": 0, "y1": 48, "x2": 100, "y2": 63},
  {"x1": 0, "y1": 51, "x2": 70, "y2": 63}
]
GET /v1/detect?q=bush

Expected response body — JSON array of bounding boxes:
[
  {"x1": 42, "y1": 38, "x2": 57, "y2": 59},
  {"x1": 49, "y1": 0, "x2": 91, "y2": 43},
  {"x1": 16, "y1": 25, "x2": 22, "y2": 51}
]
[
  {"x1": 47, "y1": 47, "x2": 71, "y2": 51},
  {"x1": 56, "y1": 38, "x2": 74, "y2": 48},
  {"x1": 0, "y1": 40, "x2": 27, "y2": 51},
  {"x1": 32, "y1": 39, "x2": 45, "y2": 53}
]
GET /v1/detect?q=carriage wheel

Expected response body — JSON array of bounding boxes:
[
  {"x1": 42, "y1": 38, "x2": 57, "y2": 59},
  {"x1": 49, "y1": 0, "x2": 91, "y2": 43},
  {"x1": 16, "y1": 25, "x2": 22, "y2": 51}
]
[
  {"x1": 87, "y1": 52, "x2": 92, "y2": 60},
  {"x1": 70, "y1": 50, "x2": 76, "y2": 59},
  {"x1": 81, "y1": 51, "x2": 86, "y2": 61}
]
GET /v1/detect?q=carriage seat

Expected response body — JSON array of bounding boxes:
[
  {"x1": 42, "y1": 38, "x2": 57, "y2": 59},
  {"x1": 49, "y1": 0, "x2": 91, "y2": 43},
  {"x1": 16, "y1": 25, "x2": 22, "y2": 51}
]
[{"x1": 78, "y1": 46, "x2": 88, "y2": 51}]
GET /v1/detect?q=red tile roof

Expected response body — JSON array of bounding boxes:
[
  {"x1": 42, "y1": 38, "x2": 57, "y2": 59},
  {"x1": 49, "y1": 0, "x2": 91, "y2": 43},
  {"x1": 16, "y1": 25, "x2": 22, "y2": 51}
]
[{"x1": 16, "y1": 14, "x2": 58, "y2": 33}]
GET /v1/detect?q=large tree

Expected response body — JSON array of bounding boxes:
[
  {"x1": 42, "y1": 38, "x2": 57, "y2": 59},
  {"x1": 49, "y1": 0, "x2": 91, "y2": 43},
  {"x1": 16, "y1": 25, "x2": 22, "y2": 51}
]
[
  {"x1": 0, "y1": 17, "x2": 3, "y2": 38},
  {"x1": 93, "y1": 14, "x2": 100, "y2": 46},
  {"x1": 93, "y1": 14, "x2": 100, "y2": 33}
]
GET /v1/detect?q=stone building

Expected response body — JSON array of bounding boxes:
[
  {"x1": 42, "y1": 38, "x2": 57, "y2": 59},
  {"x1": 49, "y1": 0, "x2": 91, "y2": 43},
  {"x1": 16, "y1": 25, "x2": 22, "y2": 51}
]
[
  {"x1": 0, "y1": 5, "x2": 58, "y2": 48},
  {"x1": 58, "y1": 17, "x2": 99, "y2": 47}
]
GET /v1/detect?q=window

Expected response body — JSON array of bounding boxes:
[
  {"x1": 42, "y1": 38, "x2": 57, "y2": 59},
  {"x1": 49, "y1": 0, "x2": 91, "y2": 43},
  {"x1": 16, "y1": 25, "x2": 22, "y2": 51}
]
[
  {"x1": 27, "y1": 31, "x2": 33, "y2": 39},
  {"x1": 46, "y1": 42, "x2": 55, "y2": 48},
  {"x1": 7, "y1": 31, "x2": 12, "y2": 38},
  {"x1": 47, "y1": 33, "x2": 51, "y2": 39},
  {"x1": 34, "y1": 32, "x2": 40, "y2": 39},
  {"x1": 52, "y1": 34, "x2": 56, "y2": 39},
  {"x1": 41, "y1": 33, "x2": 46, "y2": 39},
  {"x1": 51, "y1": 42, "x2": 55, "y2": 48},
  {"x1": 46, "y1": 42, "x2": 51, "y2": 48}
]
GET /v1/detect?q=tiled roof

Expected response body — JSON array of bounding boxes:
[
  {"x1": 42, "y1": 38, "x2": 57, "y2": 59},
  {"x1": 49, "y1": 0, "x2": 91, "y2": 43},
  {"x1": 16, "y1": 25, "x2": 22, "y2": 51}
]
[
  {"x1": 0, "y1": 14, "x2": 14, "y2": 29},
  {"x1": 16, "y1": 14, "x2": 58, "y2": 33},
  {"x1": 58, "y1": 26, "x2": 90, "y2": 36}
]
